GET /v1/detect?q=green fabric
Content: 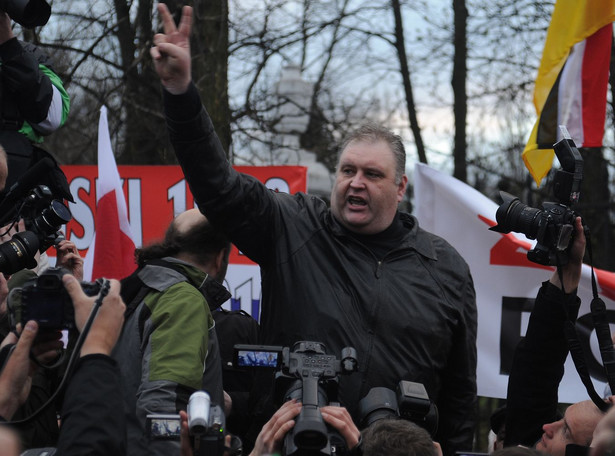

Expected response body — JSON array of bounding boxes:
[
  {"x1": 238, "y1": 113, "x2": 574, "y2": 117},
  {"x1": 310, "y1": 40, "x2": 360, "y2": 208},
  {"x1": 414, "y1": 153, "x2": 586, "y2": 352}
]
[
  {"x1": 144, "y1": 274, "x2": 213, "y2": 390},
  {"x1": 19, "y1": 64, "x2": 70, "y2": 143}
]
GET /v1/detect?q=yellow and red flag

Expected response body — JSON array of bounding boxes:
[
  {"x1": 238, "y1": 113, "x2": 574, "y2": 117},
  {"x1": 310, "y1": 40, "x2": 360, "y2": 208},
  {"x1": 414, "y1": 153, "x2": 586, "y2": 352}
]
[{"x1": 523, "y1": 0, "x2": 615, "y2": 186}]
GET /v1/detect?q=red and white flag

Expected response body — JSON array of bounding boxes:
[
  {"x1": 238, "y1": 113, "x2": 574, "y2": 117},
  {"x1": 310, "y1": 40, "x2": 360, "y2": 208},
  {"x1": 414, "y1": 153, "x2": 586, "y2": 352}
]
[
  {"x1": 83, "y1": 106, "x2": 137, "y2": 280},
  {"x1": 414, "y1": 163, "x2": 615, "y2": 402}
]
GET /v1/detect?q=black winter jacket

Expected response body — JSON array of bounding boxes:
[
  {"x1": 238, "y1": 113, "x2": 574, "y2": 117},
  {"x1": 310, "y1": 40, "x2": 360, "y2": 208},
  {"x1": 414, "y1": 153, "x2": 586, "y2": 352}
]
[{"x1": 164, "y1": 83, "x2": 478, "y2": 455}]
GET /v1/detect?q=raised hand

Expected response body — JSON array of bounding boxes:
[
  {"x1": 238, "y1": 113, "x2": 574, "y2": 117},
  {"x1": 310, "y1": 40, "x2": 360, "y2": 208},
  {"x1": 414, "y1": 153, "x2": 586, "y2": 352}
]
[{"x1": 151, "y1": 3, "x2": 193, "y2": 95}]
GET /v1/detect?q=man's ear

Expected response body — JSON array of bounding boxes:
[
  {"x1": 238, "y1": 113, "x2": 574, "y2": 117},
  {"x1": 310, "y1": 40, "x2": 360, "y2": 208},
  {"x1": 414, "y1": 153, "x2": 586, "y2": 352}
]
[{"x1": 397, "y1": 175, "x2": 408, "y2": 202}]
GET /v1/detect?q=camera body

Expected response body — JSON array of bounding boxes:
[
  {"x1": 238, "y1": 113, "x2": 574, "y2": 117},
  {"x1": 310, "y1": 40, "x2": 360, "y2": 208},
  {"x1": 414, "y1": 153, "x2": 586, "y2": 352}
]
[
  {"x1": 357, "y1": 380, "x2": 439, "y2": 436},
  {"x1": 490, "y1": 126, "x2": 583, "y2": 266},
  {"x1": 0, "y1": 185, "x2": 71, "y2": 275},
  {"x1": 234, "y1": 341, "x2": 358, "y2": 456},
  {"x1": 146, "y1": 391, "x2": 226, "y2": 456},
  {"x1": 7, "y1": 267, "x2": 100, "y2": 331}
]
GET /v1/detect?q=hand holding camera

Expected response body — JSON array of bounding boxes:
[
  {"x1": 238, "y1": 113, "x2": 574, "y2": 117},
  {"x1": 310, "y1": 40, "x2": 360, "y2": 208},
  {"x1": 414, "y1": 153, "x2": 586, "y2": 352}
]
[{"x1": 62, "y1": 274, "x2": 124, "y2": 357}]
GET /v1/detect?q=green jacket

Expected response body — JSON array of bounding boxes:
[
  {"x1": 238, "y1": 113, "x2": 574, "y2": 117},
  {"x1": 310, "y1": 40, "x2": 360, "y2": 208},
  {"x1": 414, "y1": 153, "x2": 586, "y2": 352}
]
[{"x1": 113, "y1": 257, "x2": 227, "y2": 456}]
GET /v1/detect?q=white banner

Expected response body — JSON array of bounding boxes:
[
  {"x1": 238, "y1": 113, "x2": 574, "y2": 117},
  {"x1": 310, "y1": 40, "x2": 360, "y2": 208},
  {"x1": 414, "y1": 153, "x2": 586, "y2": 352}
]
[{"x1": 414, "y1": 163, "x2": 615, "y2": 402}]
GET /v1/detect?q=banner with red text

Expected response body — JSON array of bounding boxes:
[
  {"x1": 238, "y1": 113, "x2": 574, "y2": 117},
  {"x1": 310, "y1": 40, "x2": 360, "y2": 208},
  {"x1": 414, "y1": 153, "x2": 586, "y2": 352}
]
[
  {"x1": 59, "y1": 165, "x2": 307, "y2": 320},
  {"x1": 414, "y1": 163, "x2": 615, "y2": 403}
]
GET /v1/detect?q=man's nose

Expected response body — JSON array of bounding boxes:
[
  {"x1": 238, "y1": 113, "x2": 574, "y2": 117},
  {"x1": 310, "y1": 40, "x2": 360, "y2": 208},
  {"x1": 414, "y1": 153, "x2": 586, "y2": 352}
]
[
  {"x1": 350, "y1": 172, "x2": 365, "y2": 188},
  {"x1": 542, "y1": 420, "x2": 560, "y2": 437}
]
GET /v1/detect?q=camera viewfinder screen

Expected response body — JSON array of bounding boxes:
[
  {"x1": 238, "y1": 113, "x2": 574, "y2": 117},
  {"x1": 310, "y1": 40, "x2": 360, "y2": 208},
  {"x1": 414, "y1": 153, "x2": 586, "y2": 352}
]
[
  {"x1": 237, "y1": 350, "x2": 279, "y2": 368},
  {"x1": 148, "y1": 417, "x2": 181, "y2": 440}
]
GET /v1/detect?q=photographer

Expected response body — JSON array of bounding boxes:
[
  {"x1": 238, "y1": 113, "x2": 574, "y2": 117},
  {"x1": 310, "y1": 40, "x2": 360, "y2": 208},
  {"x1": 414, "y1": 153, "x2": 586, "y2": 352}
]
[
  {"x1": 504, "y1": 217, "x2": 605, "y2": 455},
  {"x1": 0, "y1": 273, "x2": 127, "y2": 455},
  {"x1": 0, "y1": 8, "x2": 70, "y2": 194}
]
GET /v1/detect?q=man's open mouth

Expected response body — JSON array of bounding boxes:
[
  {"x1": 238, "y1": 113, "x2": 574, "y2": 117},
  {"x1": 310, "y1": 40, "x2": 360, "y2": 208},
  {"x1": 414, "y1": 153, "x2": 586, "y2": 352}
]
[{"x1": 348, "y1": 196, "x2": 367, "y2": 206}]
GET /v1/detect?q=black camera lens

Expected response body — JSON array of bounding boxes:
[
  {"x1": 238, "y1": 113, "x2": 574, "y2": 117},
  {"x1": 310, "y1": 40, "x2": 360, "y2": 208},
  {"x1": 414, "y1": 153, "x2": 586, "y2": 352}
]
[
  {"x1": 292, "y1": 407, "x2": 329, "y2": 450},
  {"x1": 358, "y1": 387, "x2": 399, "y2": 429},
  {"x1": 0, "y1": 0, "x2": 51, "y2": 28},
  {"x1": 491, "y1": 191, "x2": 543, "y2": 239},
  {"x1": 0, "y1": 231, "x2": 40, "y2": 274},
  {"x1": 33, "y1": 200, "x2": 72, "y2": 235}
]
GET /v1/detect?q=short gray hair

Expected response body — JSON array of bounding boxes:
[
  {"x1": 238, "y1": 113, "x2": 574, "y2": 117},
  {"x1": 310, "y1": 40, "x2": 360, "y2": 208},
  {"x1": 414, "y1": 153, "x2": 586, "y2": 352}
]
[{"x1": 339, "y1": 124, "x2": 406, "y2": 184}]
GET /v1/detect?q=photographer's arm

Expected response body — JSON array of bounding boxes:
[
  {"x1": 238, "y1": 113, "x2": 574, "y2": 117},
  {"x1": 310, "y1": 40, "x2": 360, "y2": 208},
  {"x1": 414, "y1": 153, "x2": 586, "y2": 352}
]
[
  {"x1": 0, "y1": 12, "x2": 68, "y2": 139},
  {"x1": 549, "y1": 217, "x2": 585, "y2": 293},
  {"x1": 0, "y1": 320, "x2": 38, "y2": 420},
  {"x1": 504, "y1": 217, "x2": 584, "y2": 447},
  {"x1": 54, "y1": 275, "x2": 126, "y2": 456}
]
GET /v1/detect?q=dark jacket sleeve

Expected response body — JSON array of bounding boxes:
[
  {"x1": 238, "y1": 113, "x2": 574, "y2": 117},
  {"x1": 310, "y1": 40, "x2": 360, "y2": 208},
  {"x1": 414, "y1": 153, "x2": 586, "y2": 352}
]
[
  {"x1": 0, "y1": 38, "x2": 53, "y2": 124},
  {"x1": 504, "y1": 281, "x2": 581, "y2": 447},
  {"x1": 163, "y1": 84, "x2": 293, "y2": 266},
  {"x1": 55, "y1": 354, "x2": 126, "y2": 456},
  {"x1": 435, "y1": 269, "x2": 478, "y2": 456}
]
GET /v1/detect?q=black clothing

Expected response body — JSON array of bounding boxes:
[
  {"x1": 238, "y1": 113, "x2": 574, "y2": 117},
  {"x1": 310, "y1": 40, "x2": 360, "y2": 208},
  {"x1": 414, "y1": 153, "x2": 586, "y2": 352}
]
[
  {"x1": 504, "y1": 281, "x2": 581, "y2": 447},
  {"x1": 55, "y1": 354, "x2": 126, "y2": 455},
  {"x1": 164, "y1": 83, "x2": 478, "y2": 455}
]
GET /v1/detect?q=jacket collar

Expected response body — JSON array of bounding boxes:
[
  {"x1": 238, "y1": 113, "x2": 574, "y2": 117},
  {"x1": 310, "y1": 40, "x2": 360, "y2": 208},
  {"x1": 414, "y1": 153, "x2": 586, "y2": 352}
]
[
  {"x1": 325, "y1": 210, "x2": 438, "y2": 261},
  {"x1": 140, "y1": 257, "x2": 231, "y2": 311}
]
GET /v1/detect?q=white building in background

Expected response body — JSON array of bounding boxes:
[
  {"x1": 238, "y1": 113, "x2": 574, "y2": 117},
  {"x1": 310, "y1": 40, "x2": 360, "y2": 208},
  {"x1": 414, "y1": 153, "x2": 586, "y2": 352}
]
[{"x1": 273, "y1": 65, "x2": 333, "y2": 197}]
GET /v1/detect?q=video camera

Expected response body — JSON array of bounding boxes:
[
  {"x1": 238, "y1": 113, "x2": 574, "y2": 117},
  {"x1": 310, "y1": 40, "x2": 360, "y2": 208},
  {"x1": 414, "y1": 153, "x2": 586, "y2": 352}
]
[
  {"x1": 7, "y1": 267, "x2": 101, "y2": 331},
  {"x1": 490, "y1": 126, "x2": 583, "y2": 266},
  {"x1": 147, "y1": 390, "x2": 227, "y2": 456},
  {"x1": 357, "y1": 380, "x2": 438, "y2": 436},
  {"x1": 234, "y1": 341, "x2": 358, "y2": 456}
]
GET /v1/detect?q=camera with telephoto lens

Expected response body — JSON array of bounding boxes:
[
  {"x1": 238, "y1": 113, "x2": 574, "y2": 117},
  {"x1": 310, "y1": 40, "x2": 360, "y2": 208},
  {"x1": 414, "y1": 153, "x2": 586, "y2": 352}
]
[
  {"x1": 490, "y1": 126, "x2": 583, "y2": 266},
  {"x1": 0, "y1": 0, "x2": 51, "y2": 28},
  {"x1": 234, "y1": 341, "x2": 358, "y2": 456},
  {"x1": 146, "y1": 390, "x2": 227, "y2": 456},
  {"x1": 0, "y1": 185, "x2": 72, "y2": 275},
  {"x1": 7, "y1": 267, "x2": 101, "y2": 331},
  {"x1": 357, "y1": 380, "x2": 439, "y2": 436}
]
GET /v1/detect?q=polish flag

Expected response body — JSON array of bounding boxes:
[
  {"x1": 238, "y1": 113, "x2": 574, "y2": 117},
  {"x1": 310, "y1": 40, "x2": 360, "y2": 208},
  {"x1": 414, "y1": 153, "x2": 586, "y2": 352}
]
[{"x1": 83, "y1": 106, "x2": 137, "y2": 280}]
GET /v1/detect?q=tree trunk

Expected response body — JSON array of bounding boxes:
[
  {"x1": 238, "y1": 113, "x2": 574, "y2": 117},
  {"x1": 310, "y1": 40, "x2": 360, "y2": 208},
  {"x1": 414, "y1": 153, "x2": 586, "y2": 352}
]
[
  {"x1": 578, "y1": 147, "x2": 614, "y2": 270},
  {"x1": 452, "y1": 0, "x2": 468, "y2": 182},
  {"x1": 190, "y1": 0, "x2": 231, "y2": 157},
  {"x1": 391, "y1": 0, "x2": 427, "y2": 164}
]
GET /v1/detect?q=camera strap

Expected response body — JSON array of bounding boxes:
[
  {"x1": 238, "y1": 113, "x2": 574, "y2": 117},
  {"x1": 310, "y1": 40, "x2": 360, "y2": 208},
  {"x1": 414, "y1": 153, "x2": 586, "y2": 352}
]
[{"x1": 558, "y1": 228, "x2": 615, "y2": 412}]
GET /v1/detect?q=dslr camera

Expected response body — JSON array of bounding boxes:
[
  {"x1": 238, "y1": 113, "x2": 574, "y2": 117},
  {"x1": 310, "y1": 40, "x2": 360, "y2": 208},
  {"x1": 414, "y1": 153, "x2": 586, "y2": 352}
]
[
  {"x1": 234, "y1": 341, "x2": 358, "y2": 456},
  {"x1": 147, "y1": 390, "x2": 227, "y2": 456},
  {"x1": 490, "y1": 126, "x2": 583, "y2": 266},
  {"x1": 0, "y1": 184, "x2": 71, "y2": 275},
  {"x1": 357, "y1": 380, "x2": 438, "y2": 436},
  {"x1": 7, "y1": 267, "x2": 100, "y2": 331}
]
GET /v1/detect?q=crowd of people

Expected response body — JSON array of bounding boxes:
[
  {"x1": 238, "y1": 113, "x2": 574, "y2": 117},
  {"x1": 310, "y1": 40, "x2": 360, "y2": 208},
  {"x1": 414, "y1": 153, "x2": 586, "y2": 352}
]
[{"x1": 0, "y1": 2, "x2": 613, "y2": 456}]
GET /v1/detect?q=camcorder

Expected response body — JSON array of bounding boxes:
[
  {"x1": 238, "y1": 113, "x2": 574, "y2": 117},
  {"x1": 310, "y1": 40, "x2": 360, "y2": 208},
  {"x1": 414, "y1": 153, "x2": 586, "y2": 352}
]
[
  {"x1": 7, "y1": 267, "x2": 101, "y2": 331},
  {"x1": 146, "y1": 390, "x2": 227, "y2": 456},
  {"x1": 1, "y1": 0, "x2": 51, "y2": 28},
  {"x1": 490, "y1": 126, "x2": 583, "y2": 266},
  {"x1": 0, "y1": 183, "x2": 71, "y2": 275},
  {"x1": 234, "y1": 341, "x2": 358, "y2": 456},
  {"x1": 357, "y1": 380, "x2": 439, "y2": 436}
]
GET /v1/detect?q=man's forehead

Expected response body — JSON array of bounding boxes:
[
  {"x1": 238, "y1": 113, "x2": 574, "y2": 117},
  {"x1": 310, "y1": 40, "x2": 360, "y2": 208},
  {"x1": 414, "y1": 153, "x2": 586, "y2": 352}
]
[
  {"x1": 566, "y1": 401, "x2": 602, "y2": 444},
  {"x1": 339, "y1": 139, "x2": 395, "y2": 165}
]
